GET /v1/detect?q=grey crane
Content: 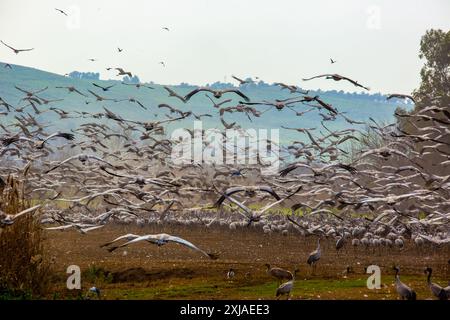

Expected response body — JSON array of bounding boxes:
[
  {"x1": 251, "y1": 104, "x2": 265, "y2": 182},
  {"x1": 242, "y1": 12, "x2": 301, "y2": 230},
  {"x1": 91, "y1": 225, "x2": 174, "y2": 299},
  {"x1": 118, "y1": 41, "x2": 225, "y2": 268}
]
[
  {"x1": 307, "y1": 238, "x2": 321, "y2": 272},
  {"x1": 227, "y1": 268, "x2": 235, "y2": 280},
  {"x1": 336, "y1": 230, "x2": 346, "y2": 252},
  {"x1": 265, "y1": 264, "x2": 293, "y2": 284},
  {"x1": 276, "y1": 269, "x2": 299, "y2": 300},
  {"x1": 106, "y1": 233, "x2": 218, "y2": 259},
  {"x1": 1, "y1": 40, "x2": 34, "y2": 54},
  {"x1": 0, "y1": 205, "x2": 41, "y2": 227},
  {"x1": 424, "y1": 267, "x2": 448, "y2": 300},
  {"x1": 393, "y1": 266, "x2": 416, "y2": 300}
]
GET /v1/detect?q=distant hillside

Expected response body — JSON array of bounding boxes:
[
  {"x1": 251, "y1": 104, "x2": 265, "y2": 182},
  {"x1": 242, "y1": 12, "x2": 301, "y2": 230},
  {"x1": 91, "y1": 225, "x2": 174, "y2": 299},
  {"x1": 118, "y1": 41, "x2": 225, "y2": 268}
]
[{"x1": 0, "y1": 62, "x2": 413, "y2": 145}]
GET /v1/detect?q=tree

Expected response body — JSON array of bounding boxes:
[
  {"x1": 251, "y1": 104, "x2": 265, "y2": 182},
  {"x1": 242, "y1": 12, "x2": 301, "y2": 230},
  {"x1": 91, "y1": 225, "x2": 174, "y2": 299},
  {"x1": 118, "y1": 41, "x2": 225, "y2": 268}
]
[
  {"x1": 398, "y1": 29, "x2": 450, "y2": 174},
  {"x1": 413, "y1": 29, "x2": 450, "y2": 109},
  {"x1": 122, "y1": 75, "x2": 140, "y2": 83},
  {"x1": 68, "y1": 71, "x2": 100, "y2": 80}
]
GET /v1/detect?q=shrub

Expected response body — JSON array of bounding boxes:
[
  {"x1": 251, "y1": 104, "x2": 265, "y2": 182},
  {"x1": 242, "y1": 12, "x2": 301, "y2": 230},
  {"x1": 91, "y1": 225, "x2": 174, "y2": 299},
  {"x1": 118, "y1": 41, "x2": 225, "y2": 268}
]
[
  {"x1": 85, "y1": 264, "x2": 113, "y2": 284},
  {"x1": 0, "y1": 175, "x2": 52, "y2": 299}
]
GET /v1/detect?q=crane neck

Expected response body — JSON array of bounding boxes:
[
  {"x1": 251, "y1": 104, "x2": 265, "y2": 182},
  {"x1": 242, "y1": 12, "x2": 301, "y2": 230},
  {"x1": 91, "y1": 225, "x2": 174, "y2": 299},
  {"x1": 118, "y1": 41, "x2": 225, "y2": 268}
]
[
  {"x1": 426, "y1": 269, "x2": 432, "y2": 284},
  {"x1": 394, "y1": 269, "x2": 399, "y2": 280}
]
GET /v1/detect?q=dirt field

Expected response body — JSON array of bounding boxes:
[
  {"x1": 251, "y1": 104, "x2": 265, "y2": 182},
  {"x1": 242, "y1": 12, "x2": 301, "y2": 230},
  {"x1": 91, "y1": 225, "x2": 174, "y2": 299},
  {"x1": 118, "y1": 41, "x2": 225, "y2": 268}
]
[{"x1": 44, "y1": 223, "x2": 450, "y2": 300}]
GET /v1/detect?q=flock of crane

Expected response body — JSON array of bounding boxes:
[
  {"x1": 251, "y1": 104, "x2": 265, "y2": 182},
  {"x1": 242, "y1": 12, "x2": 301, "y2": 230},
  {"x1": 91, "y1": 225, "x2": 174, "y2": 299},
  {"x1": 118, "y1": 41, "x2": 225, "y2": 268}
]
[{"x1": 0, "y1": 9, "x2": 449, "y2": 300}]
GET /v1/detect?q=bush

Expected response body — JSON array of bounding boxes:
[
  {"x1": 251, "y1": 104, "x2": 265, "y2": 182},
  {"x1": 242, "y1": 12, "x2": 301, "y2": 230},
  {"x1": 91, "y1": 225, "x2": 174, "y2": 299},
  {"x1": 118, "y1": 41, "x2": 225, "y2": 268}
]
[
  {"x1": 85, "y1": 264, "x2": 113, "y2": 284},
  {"x1": 0, "y1": 175, "x2": 52, "y2": 299}
]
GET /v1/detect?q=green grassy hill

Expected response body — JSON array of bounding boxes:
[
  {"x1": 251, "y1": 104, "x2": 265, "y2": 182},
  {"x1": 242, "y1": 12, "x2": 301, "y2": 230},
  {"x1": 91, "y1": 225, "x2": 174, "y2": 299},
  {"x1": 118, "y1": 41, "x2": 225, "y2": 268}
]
[{"x1": 0, "y1": 62, "x2": 413, "y2": 145}]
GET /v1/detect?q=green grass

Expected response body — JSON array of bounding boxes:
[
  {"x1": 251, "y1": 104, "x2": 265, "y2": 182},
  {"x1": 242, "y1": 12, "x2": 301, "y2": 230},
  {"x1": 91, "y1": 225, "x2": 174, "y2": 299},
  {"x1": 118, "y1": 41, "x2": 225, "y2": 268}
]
[
  {"x1": 84, "y1": 265, "x2": 113, "y2": 284},
  {"x1": 49, "y1": 272, "x2": 449, "y2": 300},
  {"x1": 99, "y1": 282, "x2": 221, "y2": 300}
]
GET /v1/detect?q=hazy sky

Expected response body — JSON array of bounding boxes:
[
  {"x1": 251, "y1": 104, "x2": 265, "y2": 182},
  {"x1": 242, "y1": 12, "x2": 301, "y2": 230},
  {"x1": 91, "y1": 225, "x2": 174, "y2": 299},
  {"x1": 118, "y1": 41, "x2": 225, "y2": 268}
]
[{"x1": 0, "y1": 0, "x2": 449, "y2": 93}]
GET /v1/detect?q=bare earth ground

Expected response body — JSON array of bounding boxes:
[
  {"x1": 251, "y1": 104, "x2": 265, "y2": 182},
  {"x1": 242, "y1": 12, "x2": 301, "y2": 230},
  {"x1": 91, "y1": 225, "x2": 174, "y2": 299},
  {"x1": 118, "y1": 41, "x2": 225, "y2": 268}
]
[{"x1": 44, "y1": 224, "x2": 450, "y2": 300}]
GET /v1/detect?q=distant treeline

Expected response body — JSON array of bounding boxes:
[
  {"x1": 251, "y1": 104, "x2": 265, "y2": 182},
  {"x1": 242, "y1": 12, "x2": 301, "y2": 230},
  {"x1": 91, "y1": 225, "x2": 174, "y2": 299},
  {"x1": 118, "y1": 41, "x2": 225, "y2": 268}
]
[
  {"x1": 69, "y1": 71, "x2": 142, "y2": 84},
  {"x1": 68, "y1": 71, "x2": 100, "y2": 80}
]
